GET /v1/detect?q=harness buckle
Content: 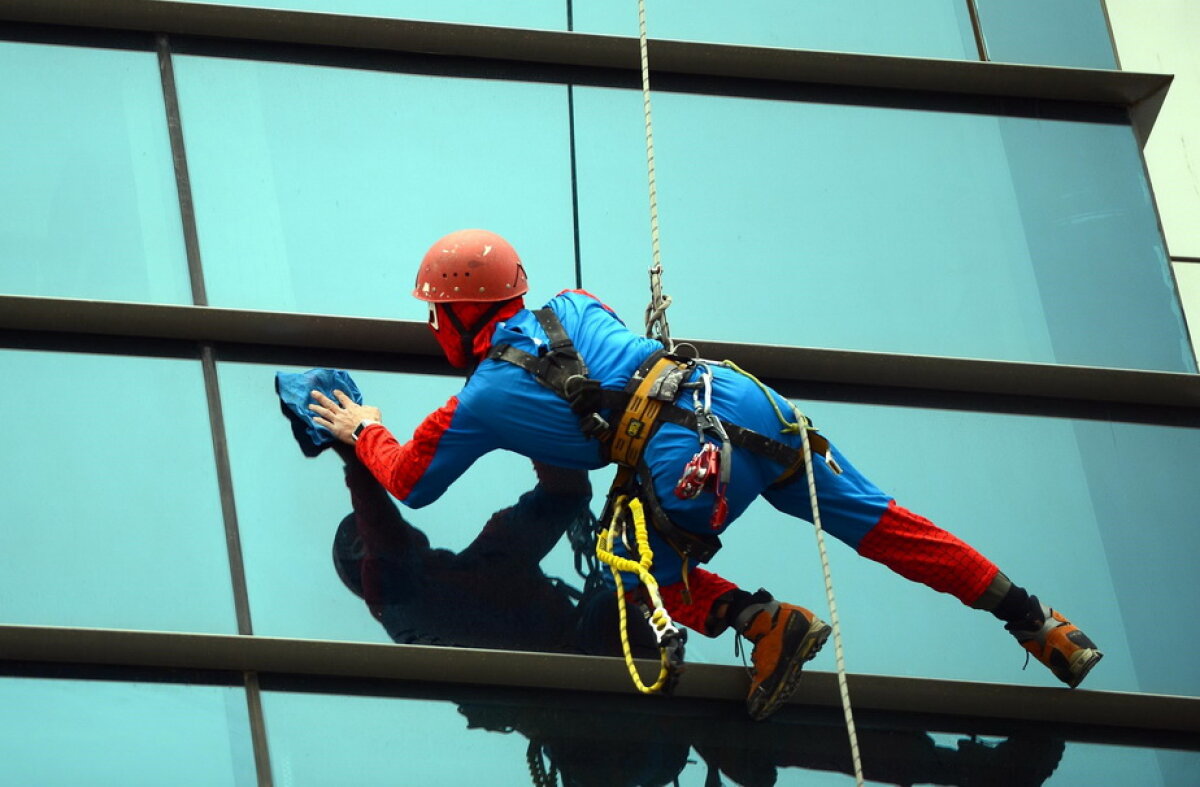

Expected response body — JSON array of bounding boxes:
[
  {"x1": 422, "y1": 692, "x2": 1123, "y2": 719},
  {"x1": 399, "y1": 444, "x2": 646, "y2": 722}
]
[{"x1": 580, "y1": 411, "x2": 610, "y2": 439}]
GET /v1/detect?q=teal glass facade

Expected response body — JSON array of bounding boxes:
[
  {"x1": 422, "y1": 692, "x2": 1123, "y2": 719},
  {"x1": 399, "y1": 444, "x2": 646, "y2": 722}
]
[
  {"x1": 0, "y1": 349, "x2": 237, "y2": 634},
  {"x1": 574, "y1": 87, "x2": 1191, "y2": 371},
  {"x1": 174, "y1": 56, "x2": 577, "y2": 318},
  {"x1": 0, "y1": 42, "x2": 191, "y2": 303},
  {"x1": 1, "y1": 2, "x2": 1196, "y2": 784},
  {"x1": 258, "y1": 686, "x2": 1193, "y2": 785},
  {"x1": 976, "y1": 0, "x2": 1118, "y2": 68},
  {"x1": 0, "y1": 677, "x2": 255, "y2": 785}
]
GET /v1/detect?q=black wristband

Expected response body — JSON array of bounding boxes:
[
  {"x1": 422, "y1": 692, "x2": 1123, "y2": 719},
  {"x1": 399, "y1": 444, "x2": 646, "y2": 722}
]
[{"x1": 352, "y1": 419, "x2": 380, "y2": 442}]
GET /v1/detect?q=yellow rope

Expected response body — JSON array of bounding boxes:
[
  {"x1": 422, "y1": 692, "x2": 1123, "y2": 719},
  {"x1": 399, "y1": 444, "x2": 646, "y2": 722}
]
[
  {"x1": 595, "y1": 495, "x2": 677, "y2": 694},
  {"x1": 721, "y1": 359, "x2": 809, "y2": 434}
]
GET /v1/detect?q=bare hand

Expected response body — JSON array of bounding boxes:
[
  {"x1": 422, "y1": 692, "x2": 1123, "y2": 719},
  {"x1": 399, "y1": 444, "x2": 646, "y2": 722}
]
[{"x1": 308, "y1": 389, "x2": 383, "y2": 445}]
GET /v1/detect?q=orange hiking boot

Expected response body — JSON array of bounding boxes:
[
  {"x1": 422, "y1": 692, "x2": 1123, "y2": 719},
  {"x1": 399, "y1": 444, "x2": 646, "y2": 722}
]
[
  {"x1": 1005, "y1": 599, "x2": 1102, "y2": 688},
  {"x1": 738, "y1": 601, "x2": 831, "y2": 720}
]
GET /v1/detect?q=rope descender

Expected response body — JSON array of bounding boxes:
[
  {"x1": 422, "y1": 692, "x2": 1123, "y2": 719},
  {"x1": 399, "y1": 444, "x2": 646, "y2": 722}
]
[{"x1": 595, "y1": 493, "x2": 686, "y2": 694}]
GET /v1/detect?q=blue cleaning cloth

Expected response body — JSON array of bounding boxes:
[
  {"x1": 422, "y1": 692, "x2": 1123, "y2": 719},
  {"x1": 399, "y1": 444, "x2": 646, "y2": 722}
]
[{"x1": 275, "y1": 369, "x2": 364, "y2": 457}]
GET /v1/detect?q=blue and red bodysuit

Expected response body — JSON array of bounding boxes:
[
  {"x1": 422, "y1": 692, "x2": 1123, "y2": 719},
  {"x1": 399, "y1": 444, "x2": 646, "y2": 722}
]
[{"x1": 356, "y1": 291, "x2": 999, "y2": 636}]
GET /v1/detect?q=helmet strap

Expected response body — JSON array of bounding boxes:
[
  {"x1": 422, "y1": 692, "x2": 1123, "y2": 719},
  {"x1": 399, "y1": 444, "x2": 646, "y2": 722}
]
[{"x1": 442, "y1": 300, "x2": 511, "y2": 379}]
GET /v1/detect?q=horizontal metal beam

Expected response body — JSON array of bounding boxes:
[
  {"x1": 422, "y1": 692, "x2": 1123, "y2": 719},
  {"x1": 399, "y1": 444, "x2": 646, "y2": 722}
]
[
  {"x1": 2, "y1": 296, "x2": 1198, "y2": 423},
  {"x1": 1, "y1": 625, "x2": 1196, "y2": 748},
  {"x1": 0, "y1": 0, "x2": 1172, "y2": 137}
]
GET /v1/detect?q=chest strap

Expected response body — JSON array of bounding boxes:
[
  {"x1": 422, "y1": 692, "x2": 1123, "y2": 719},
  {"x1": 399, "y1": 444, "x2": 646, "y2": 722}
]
[{"x1": 487, "y1": 309, "x2": 611, "y2": 438}]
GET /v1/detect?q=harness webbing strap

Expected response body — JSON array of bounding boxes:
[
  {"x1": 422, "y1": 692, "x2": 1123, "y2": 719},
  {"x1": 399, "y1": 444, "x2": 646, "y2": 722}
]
[
  {"x1": 609, "y1": 355, "x2": 690, "y2": 467},
  {"x1": 487, "y1": 309, "x2": 588, "y2": 387},
  {"x1": 650, "y1": 405, "x2": 833, "y2": 486}
]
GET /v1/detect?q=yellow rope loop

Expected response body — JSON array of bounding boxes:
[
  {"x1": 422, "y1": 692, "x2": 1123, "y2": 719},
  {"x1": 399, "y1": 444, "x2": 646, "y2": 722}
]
[{"x1": 595, "y1": 495, "x2": 680, "y2": 694}]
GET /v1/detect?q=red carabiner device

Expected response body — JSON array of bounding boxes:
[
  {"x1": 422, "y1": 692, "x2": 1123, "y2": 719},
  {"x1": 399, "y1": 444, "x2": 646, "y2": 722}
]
[
  {"x1": 674, "y1": 444, "x2": 730, "y2": 528},
  {"x1": 674, "y1": 444, "x2": 720, "y2": 500}
]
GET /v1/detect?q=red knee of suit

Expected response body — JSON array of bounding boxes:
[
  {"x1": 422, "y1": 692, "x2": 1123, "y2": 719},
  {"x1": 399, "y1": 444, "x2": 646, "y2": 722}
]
[
  {"x1": 857, "y1": 500, "x2": 998, "y2": 605},
  {"x1": 629, "y1": 568, "x2": 738, "y2": 636}
]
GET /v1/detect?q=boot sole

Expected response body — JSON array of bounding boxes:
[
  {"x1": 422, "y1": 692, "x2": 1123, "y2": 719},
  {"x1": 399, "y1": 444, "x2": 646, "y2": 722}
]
[
  {"x1": 747, "y1": 616, "x2": 832, "y2": 721},
  {"x1": 1065, "y1": 648, "x2": 1103, "y2": 689}
]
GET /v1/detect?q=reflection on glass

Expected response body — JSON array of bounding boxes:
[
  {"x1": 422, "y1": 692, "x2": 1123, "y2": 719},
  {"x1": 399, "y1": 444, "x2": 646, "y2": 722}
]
[
  {"x1": 0, "y1": 41, "x2": 190, "y2": 303},
  {"x1": 225, "y1": 349, "x2": 1200, "y2": 698},
  {"x1": 263, "y1": 686, "x2": 1188, "y2": 785},
  {"x1": 573, "y1": 0, "x2": 977, "y2": 59},
  {"x1": 249, "y1": 359, "x2": 662, "y2": 661},
  {"x1": 976, "y1": 0, "x2": 1118, "y2": 69},
  {"x1": 573, "y1": 87, "x2": 1192, "y2": 371},
  {"x1": 0, "y1": 350, "x2": 236, "y2": 633},
  {"x1": 0, "y1": 677, "x2": 255, "y2": 786},
  {"x1": 329, "y1": 443, "x2": 648, "y2": 655},
  {"x1": 223, "y1": 363, "x2": 597, "y2": 644},
  {"x1": 173, "y1": 56, "x2": 575, "y2": 319}
]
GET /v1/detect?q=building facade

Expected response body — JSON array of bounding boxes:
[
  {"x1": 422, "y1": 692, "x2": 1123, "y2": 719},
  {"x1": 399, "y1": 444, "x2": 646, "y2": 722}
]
[{"x1": 2, "y1": 1, "x2": 1198, "y2": 784}]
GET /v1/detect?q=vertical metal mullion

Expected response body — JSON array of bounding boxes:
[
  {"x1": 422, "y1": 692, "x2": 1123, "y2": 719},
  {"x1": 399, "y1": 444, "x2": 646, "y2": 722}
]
[
  {"x1": 567, "y1": 84, "x2": 583, "y2": 290},
  {"x1": 244, "y1": 672, "x2": 275, "y2": 787},
  {"x1": 158, "y1": 32, "x2": 274, "y2": 786},
  {"x1": 1096, "y1": 0, "x2": 1123, "y2": 70},
  {"x1": 197, "y1": 346, "x2": 255, "y2": 636},
  {"x1": 965, "y1": 0, "x2": 990, "y2": 62},
  {"x1": 566, "y1": 0, "x2": 583, "y2": 290},
  {"x1": 157, "y1": 33, "x2": 207, "y2": 307}
]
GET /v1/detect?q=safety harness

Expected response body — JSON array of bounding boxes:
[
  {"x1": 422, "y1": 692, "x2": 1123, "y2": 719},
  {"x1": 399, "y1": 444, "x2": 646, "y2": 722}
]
[{"x1": 487, "y1": 308, "x2": 839, "y2": 694}]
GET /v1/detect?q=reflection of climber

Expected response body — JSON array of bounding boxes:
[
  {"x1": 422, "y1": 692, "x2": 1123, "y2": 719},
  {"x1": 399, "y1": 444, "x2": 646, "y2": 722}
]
[
  {"x1": 323, "y1": 440, "x2": 686, "y2": 785},
  {"x1": 460, "y1": 700, "x2": 689, "y2": 787},
  {"x1": 328, "y1": 439, "x2": 640, "y2": 654},
  {"x1": 459, "y1": 694, "x2": 1065, "y2": 787},
  {"x1": 309, "y1": 229, "x2": 1103, "y2": 721},
  {"x1": 695, "y1": 728, "x2": 1066, "y2": 787}
]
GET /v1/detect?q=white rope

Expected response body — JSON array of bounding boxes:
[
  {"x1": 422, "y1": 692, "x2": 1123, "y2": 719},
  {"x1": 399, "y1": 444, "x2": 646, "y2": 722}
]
[
  {"x1": 636, "y1": 0, "x2": 672, "y2": 351},
  {"x1": 633, "y1": 5, "x2": 861, "y2": 778},
  {"x1": 797, "y1": 407, "x2": 864, "y2": 786}
]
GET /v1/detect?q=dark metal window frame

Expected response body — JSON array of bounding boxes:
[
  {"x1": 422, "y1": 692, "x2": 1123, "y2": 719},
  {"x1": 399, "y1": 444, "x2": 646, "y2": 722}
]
[
  {"x1": 1, "y1": 1, "x2": 1197, "y2": 780},
  {"x1": 0, "y1": 0, "x2": 1173, "y2": 138},
  {"x1": 2, "y1": 296, "x2": 1197, "y2": 426},
  {"x1": 2, "y1": 625, "x2": 1197, "y2": 751}
]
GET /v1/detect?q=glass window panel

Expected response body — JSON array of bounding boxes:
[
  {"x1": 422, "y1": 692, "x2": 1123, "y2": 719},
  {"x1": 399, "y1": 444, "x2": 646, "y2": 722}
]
[
  {"x1": 0, "y1": 677, "x2": 255, "y2": 786},
  {"x1": 223, "y1": 351, "x2": 1200, "y2": 695},
  {"x1": 0, "y1": 41, "x2": 191, "y2": 303},
  {"x1": 262, "y1": 687, "x2": 1195, "y2": 786},
  {"x1": 658, "y1": 400, "x2": 1200, "y2": 699},
  {"x1": 161, "y1": 0, "x2": 565, "y2": 29},
  {"x1": 0, "y1": 350, "x2": 237, "y2": 633},
  {"x1": 1175, "y1": 261, "x2": 1200, "y2": 365},
  {"x1": 173, "y1": 57, "x2": 575, "y2": 319},
  {"x1": 572, "y1": 0, "x2": 978, "y2": 59},
  {"x1": 977, "y1": 0, "x2": 1118, "y2": 69},
  {"x1": 220, "y1": 361, "x2": 592, "y2": 644},
  {"x1": 573, "y1": 87, "x2": 1194, "y2": 372}
]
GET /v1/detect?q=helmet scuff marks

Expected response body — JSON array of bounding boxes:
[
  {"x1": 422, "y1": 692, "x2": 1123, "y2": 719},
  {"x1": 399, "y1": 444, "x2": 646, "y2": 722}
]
[{"x1": 413, "y1": 229, "x2": 528, "y2": 303}]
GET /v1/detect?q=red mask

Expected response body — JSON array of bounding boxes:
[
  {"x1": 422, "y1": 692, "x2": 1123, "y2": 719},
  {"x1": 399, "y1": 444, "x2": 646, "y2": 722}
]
[{"x1": 429, "y1": 298, "x2": 524, "y2": 369}]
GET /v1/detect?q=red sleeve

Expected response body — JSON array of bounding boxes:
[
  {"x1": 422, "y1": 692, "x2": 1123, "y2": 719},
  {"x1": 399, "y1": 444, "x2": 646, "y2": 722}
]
[{"x1": 354, "y1": 397, "x2": 459, "y2": 503}]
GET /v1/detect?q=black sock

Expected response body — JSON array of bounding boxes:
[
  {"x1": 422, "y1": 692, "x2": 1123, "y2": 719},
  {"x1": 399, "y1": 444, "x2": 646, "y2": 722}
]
[
  {"x1": 993, "y1": 584, "x2": 1038, "y2": 625},
  {"x1": 723, "y1": 589, "x2": 777, "y2": 634}
]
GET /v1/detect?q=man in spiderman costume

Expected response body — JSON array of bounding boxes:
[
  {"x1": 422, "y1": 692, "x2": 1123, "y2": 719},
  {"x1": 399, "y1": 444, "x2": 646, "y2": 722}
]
[{"x1": 310, "y1": 229, "x2": 1102, "y2": 720}]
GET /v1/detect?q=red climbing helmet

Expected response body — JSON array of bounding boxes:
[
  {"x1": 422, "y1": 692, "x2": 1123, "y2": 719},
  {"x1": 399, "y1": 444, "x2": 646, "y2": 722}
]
[{"x1": 414, "y1": 229, "x2": 529, "y2": 303}]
